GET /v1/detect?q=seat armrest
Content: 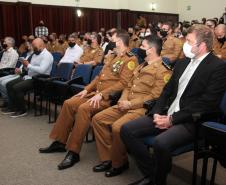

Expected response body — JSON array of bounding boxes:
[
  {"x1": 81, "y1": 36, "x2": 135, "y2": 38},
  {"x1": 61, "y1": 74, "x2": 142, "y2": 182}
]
[
  {"x1": 67, "y1": 76, "x2": 84, "y2": 85},
  {"x1": 192, "y1": 111, "x2": 224, "y2": 123},
  {"x1": 143, "y1": 99, "x2": 157, "y2": 111}
]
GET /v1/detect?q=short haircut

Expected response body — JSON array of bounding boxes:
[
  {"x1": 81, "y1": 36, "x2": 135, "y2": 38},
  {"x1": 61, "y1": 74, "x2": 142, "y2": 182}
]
[
  {"x1": 187, "y1": 24, "x2": 214, "y2": 51},
  {"x1": 115, "y1": 29, "x2": 129, "y2": 47},
  {"x1": 162, "y1": 21, "x2": 173, "y2": 29},
  {"x1": 92, "y1": 33, "x2": 102, "y2": 45},
  {"x1": 144, "y1": 35, "x2": 163, "y2": 56},
  {"x1": 4, "y1": 37, "x2": 15, "y2": 47},
  {"x1": 68, "y1": 34, "x2": 76, "y2": 40}
]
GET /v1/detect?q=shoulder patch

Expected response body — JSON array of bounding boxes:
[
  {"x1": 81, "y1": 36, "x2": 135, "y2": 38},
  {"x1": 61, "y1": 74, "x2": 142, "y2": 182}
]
[
  {"x1": 126, "y1": 51, "x2": 135, "y2": 57},
  {"x1": 128, "y1": 61, "x2": 136, "y2": 70},
  {"x1": 163, "y1": 74, "x2": 171, "y2": 83}
]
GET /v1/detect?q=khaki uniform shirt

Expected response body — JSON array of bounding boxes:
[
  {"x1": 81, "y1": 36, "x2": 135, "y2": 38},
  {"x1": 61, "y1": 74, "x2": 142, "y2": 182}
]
[
  {"x1": 136, "y1": 17, "x2": 147, "y2": 28},
  {"x1": 129, "y1": 34, "x2": 141, "y2": 49},
  {"x1": 213, "y1": 39, "x2": 226, "y2": 60},
  {"x1": 161, "y1": 35, "x2": 182, "y2": 62},
  {"x1": 85, "y1": 50, "x2": 138, "y2": 100},
  {"x1": 119, "y1": 58, "x2": 172, "y2": 114},
  {"x1": 54, "y1": 41, "x2": 68, "y2": 55},
  {"x1": 46, "y1": 41, "x2": 58, "y2": 52},
  {"x1": 80, "y1": 46, "x2": 103, "y2": 65}
]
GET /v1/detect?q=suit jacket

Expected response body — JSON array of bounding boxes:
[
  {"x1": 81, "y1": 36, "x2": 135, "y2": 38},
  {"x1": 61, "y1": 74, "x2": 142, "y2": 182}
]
[{"x1": 150, "y1": 52, "x2": 226, "y2": 125}]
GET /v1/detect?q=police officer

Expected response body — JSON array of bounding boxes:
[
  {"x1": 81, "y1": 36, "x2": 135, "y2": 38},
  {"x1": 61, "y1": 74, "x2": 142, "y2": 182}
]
[
  {"x1": 38, "y1": 30, "x2": 138, "y2": 170},
  {"x1": 92, "y1": 35, "x2": 172, "y2": 177},
  {"x1": 160, "y1": 21, "x2": 182, "y2": 63},
  {"x1": 213, "y1": 24, "x2": 226, "y2": 61},
  {"x1": 77, "y1": 33, "x2": 103, "y2": 66}
]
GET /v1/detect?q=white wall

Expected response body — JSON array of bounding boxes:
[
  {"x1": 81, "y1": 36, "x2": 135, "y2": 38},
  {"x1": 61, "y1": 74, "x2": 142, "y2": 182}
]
[
  {"x1": 128, "y1": 0, "x2": 178, "y2": 14},
  {"x1": 2, "y1": 0, "x2": 225, "y2": 22},
  {"x1": 3, "y1": 0, "x2": 179, "y2": 13},
  {"x1": 178, "y1": 0, "x2": 226, "y2": 22}
]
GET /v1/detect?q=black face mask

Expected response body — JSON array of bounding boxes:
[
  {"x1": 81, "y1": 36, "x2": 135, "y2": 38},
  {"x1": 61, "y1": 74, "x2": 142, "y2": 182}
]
[
  {"x1": 2, "y1": 43, "x2": 7, "y2": 49},
  {"x1": 34, "y1": 48, "x2": 41, "y2": 55},
  {"x1": 87, "y1": 39, "x2": 92, "y2": 45},
  {"x1": 137, "y1": 48, "x2": 147, "y2": 59},
  {"x1": 128, "y1": 33, "x2": 133, "y2": 37},
  {"x1": 58, "y1": 40, "x2": 64, "y2": 44},
  {"x1": 68, "y1": 42, "x2": 75, "y2": 48},
  {"x1": 111, "y1": 42, "x2": 116, "y2": 49},
  {"x1": 217, "y1": 37, "x2": 226, "y2": 45},
  {"x1": 43, "y1": 40, "x2": 48, "y2": 44},
  {"x1": 160, "y1": 30, "x2": 168, "y2": 38}
]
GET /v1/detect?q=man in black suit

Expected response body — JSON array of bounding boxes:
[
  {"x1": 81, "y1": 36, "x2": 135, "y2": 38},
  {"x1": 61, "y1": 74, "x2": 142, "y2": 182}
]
[{"x1": 120, "y1": 24, "x2": 226, "y2": 185}]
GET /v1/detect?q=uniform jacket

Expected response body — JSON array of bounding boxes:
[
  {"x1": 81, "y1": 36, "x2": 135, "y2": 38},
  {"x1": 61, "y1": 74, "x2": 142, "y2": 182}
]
[
  {"x1": 118, "y1": 58, "x2": 172, "y2": 114},
  {"x1": 80, "y1": 45, "x2": 103, "y2": 65},
  {"x1": 161, "y1": 35, "x2": 182, "y2": 62},
  {"x1": 213, "y1": 39, "x2": 226, "y2": 60},
  {"x1": 129, "y1": 34, "x2": 141, "y2": 49},
  {"x1": 85, "y1": 50, "x2": 138, "y2": 100}
]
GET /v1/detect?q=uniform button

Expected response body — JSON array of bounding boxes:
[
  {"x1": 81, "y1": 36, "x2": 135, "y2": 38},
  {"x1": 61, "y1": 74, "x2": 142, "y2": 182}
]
[
  {"x1": 99, "y1": 82, "x2": 102, "y2": 84},
  {"x1": 133, "y1": 84, "x2": 136, "y2": 87},
  {"x1": 131, "y1": 92, "x2": 134, "y2": 95},
  {"x1": 102, "y1": 74, "x2": 105, "y2": 76},
  {"x1": 137, "y1": 78, "x2": 139, "y2": 80}
]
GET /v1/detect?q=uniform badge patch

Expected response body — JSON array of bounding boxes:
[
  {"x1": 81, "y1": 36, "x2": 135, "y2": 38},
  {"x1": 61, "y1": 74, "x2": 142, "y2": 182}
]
[
  {"x1": 128, "y1": 61, "x2": 136, "y2": 70},
  {"x1": 163, "y1": 74, "x2": 171, "y2": 83}
]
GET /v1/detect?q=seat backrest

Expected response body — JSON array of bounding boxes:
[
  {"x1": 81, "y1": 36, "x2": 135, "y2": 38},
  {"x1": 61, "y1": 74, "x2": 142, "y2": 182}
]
[
  {"x1": 90, "y1": 65, "x2": 103, "y2": 81},
  {"x1": 131, "y1": 48, "x2": 144, "y2": 64},
  {"x1": 50, "y1": 61, "x2": 58, "y2": 77},
  {"x1": 55, "y1": 63, "x2": 74, "y2": 80},
  {"x1": 220, "y1": 91, "x2": 226, "y2": 114},
  {"x1": 72, "y1": 64, "x2": 93, "y2": 85},
  {"x1": 52, "y1": 52, "x2": 62, "y2": 63}
]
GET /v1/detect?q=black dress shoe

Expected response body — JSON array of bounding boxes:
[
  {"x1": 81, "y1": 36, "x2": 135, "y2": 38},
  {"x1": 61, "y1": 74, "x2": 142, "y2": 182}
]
[
  {"x1": 93, "y1": 161, "x2": 112, "y2": 172},
  {"x1": 58, "y1": 151, "x2": 80, "y2": 170},
  {"x1": 128, "y1": 177, "x2": 154, "y2": 185},
  {"x1": 105, "y1": 162, "x2": 129, "y2": 177},
  {"x1": 39, "y1": 141, "x2": 66, "y2": 153}
]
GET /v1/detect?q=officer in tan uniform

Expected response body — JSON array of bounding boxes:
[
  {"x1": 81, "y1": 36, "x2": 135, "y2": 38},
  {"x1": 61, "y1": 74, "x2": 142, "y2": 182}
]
[
  {"x1": 53, "y1": 34, "x2": 68, "y2": 55},
  {"x1": 77, "y1": 34, "x2": 103, "y2": 66},
  {"x1": 128, "y1": 27, "x2": 141, "y2": 49},
  {"x1": 213, "y1": 24, "x2": 226, "y2": 61},
  {"x1": 136, "y1": 14, "x2": 147, "y2": 28},
  {"x1": 92, "y1": 35, "x2": 172, "y2": 177},
  {"x1": 46, "y1": 34, "x2": 58, "y2": 52},
  {"x1": 39, "y1": 30, "x2": 138, "y2": 170},
  {"x1": 160, "y1": 22, "x2": 182, "y2": 63}
]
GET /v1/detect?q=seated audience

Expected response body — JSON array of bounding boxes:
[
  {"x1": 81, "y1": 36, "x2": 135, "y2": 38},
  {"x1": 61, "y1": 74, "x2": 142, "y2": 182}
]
[
  {"x1": 92, "y1": 35, "x2": 172, "y2": 177},
  {"x1": 58, "y1": 34, "x2": 83, "y2": 64},
  {"x1": 128, "y1": 26, "x2": 141, "y2": 49},
  {"x1": 54, "y1": 34, "x2": 68, "y2": 55},
  {"x1": 18, "y1": 35, "x2": 28, "y2": 55},
  {"x1": 77, "y1": 33, "x2": 103, "y2": 66},
  {"x1": 0, "y1": 37, "x2": 19, "y2": 76},
  {"x1": 38, "y1": 30, "x2": 138, "y2": 171},
  {"x1": 205, "y1": 19, "x2": 217, "y2": 31},
  {"x1": 46, "y1": 33, "x2": 58, "y2": 52},
  {"x1": 213, "y1": 24, "x2": 226, "y2": 60},
  {"x1": 2, "y1": 38, "x2": 53, "y2": 118},
  {"x1": 0, "y1": 42, "x2": 34, "y2": 108},
  {"x1": 160, "y1": 21, "x2": 182, "y2": 63},
  {"x1": 120, "y1": 24, "x2": 226, "y2": 185}
]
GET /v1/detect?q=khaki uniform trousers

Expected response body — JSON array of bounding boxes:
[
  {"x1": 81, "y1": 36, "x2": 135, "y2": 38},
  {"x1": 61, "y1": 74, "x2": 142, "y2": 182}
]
[
  {"x1": 92, "y1": 106, "x2": 144, "y2": 168},
  {"x1": 49, "y1": 94, "x2": 110, "y2": 153}
]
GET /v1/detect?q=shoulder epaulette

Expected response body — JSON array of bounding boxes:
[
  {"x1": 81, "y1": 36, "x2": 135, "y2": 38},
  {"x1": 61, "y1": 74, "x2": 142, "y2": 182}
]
[
  {"x1": 126, "y1": 51, "x2": 135, "y2": 57},
  {"x1": 162, "y1": 60, "x2": 173, "y2": 71}
]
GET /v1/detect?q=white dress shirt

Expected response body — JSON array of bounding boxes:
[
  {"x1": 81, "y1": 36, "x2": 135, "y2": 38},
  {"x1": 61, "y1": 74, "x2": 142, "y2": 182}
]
[
  {"x1": 24, "y1": 48, "x2": 53, "y2": 80},
  {"x1": 59, "y1": 45, "x2": 83, "y2": 64},
  {"x1": 167, "y1": 53, "x2": 210, "y2": 115},
  {"x1": 0, "y1": 47, "x2": 19, "y2": 69}
]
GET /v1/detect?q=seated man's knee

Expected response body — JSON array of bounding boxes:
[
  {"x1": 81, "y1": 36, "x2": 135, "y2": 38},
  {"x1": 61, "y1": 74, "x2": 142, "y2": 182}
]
[{"x1": 153, "y1": 136, "x2": 170, "y2": 152}]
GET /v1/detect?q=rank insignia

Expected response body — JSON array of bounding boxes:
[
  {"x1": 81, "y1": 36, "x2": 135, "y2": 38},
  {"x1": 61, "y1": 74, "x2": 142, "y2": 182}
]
[{"x1": 128, "y1": 61, "x2": 136, "y2": 70}]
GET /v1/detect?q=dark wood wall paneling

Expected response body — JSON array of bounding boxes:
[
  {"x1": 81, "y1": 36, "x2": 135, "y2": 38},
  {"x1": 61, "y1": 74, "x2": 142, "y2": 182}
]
[{"x1": 0, "y1": 1, "x2": 178, "y2": 46}]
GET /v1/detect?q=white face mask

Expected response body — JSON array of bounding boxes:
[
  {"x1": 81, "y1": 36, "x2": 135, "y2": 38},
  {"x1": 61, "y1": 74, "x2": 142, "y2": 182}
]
[{"x1": 183, "y1": 41, "x2": 196, "y2": 59}]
